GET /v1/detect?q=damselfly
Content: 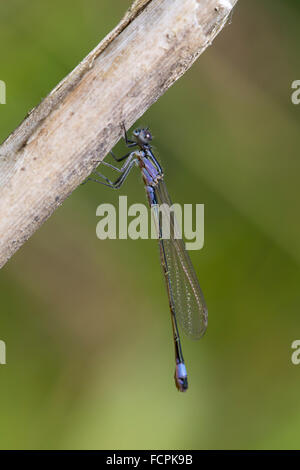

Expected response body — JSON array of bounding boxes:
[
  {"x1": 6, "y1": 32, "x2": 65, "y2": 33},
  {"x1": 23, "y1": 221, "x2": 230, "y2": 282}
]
[{"x1": 86, "y1": 125, "x2": 208, "y2": 391}]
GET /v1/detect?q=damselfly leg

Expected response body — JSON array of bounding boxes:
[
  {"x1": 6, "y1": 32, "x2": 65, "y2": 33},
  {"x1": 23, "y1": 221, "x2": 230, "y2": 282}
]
[
  {"x1": 85, "y1": 123, "x2": 139, "y2": 186},
  {"x1": 122, "y1": 122, "x2": 137, "y2": 147},
  {"x1": 109, "y1": 151, "x2": 133, "y2": 162},
  {"x1": 85, "y1": 153, "x2": 138, "y2": 189}
]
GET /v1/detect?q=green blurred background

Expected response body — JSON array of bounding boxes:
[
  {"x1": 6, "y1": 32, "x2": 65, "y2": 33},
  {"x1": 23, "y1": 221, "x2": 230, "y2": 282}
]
[{"x1": 1, "y1": 0, "x2": 300, "y2": 450}]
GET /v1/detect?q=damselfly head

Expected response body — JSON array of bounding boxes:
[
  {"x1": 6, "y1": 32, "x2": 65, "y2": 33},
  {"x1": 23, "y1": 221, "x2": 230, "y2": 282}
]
[{"x1": 133, "y1": 127, "x2": 152, "y2": 146}]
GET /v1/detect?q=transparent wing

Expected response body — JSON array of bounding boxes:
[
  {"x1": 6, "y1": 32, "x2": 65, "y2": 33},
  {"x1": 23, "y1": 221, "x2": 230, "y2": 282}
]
[{"x1": 154, "y1": 180, "x2": 208, "y2": 340}]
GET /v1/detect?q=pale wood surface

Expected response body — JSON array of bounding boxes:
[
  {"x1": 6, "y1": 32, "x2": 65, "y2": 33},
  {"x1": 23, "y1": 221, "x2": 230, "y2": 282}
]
[{"x1": 0, "y1": 0, "x2": 237, "y2": 268}]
